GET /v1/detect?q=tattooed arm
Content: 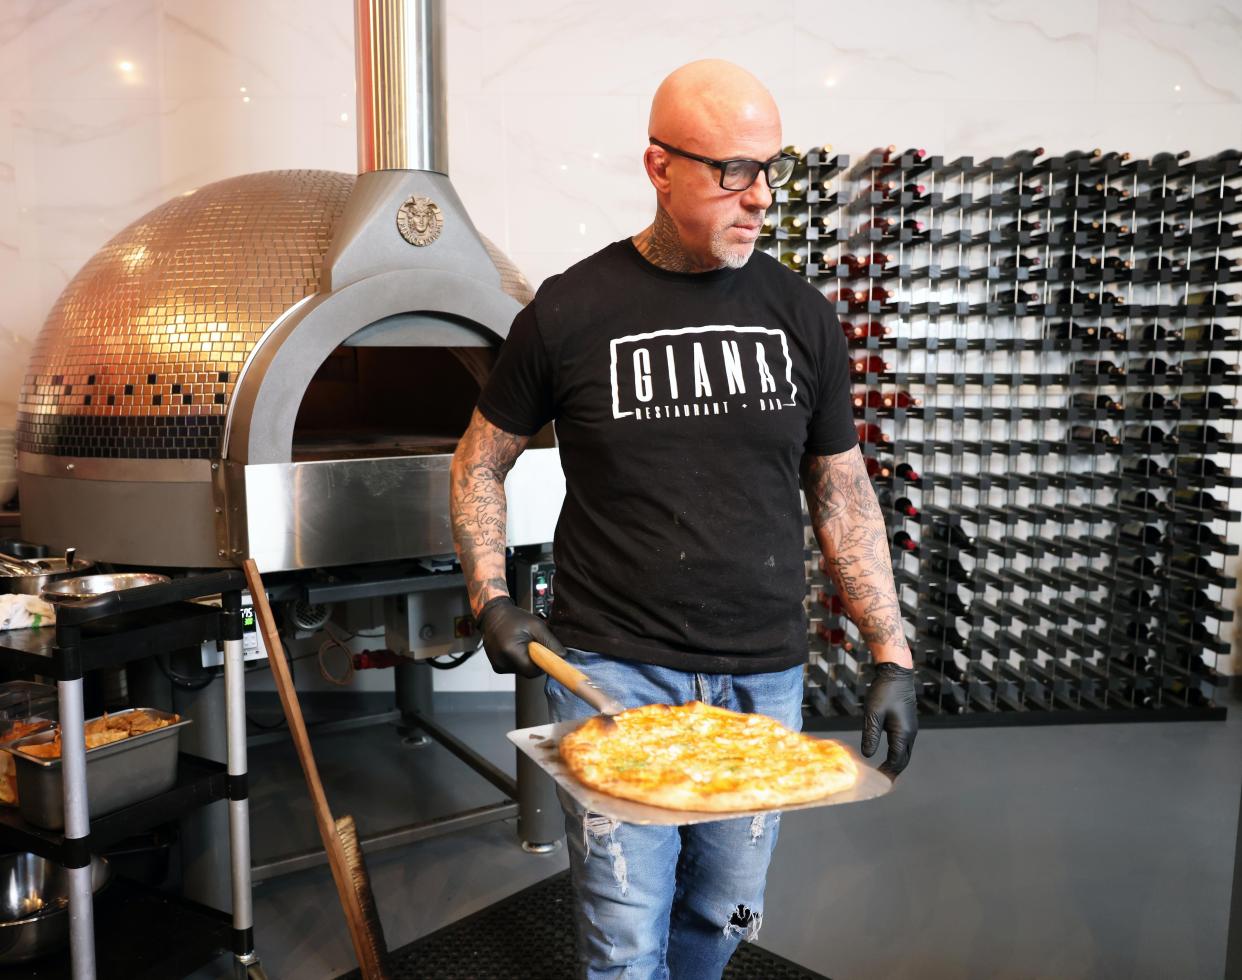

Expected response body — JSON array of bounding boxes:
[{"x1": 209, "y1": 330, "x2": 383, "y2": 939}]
[
  {"x1": 450, "y1": 408, "x2": 530, "y2": 616},
  {"x1": 801, "y1": 445, "x2": 913, "y2": 668}
]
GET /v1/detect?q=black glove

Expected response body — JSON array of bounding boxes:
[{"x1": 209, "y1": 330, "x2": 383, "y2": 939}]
[
  {"x1": 476, "y1": 596, "x2": 566, "y2": 679},
  {"x1": 862, "y1": 661, "x2": 918, "y2": 780}
]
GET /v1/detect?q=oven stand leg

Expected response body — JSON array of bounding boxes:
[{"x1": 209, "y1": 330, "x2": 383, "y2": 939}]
[
  {"x1": 60, "y1": 661, "x2": 97, "y2": 980},
  {"x1": 223, "y1": 591, "x2": 260, "y2": 977},
  {"x1": 396, "y1": 659, "x2": 433, "y2": 746},
  {"x1": 515, "y1": 674, "x2": 562, "y2": 853}
]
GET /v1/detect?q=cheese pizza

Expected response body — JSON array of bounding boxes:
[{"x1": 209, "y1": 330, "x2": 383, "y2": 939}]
[{"x1": 558, "y1": 700, "x2": 858, "y2": 812}]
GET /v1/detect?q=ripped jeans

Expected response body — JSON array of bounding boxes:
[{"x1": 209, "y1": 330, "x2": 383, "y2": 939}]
[{"x1": 545, "y1": 649, "x2": 805, "y2": 980}]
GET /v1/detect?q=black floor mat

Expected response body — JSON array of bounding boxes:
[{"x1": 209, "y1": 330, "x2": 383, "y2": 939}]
[{"x1": 337, "y1": 869, "x2": 829, "y2": 980}]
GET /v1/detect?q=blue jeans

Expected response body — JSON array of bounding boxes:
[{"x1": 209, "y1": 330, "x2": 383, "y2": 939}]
[{"x1": 545, "y1": 649, "x2": 805, "y2": 980}]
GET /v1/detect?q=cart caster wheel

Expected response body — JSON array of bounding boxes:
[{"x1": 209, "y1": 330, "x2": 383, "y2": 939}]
[
  {"x1": 402, "y1": 732, "x2": 432, "y2": 748},
  {"x1": 521, "y1": 839, "x2": 562, "y2": 855}
]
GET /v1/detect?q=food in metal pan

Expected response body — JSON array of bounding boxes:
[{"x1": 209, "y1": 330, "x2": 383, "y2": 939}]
[{"x1": 16, "y1": 711, "x2": 179, "y2": 760}]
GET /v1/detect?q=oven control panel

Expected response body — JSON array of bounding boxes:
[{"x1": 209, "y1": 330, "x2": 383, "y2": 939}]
[{"x1": 514, "y1": 556, "x2": 555, "y2": 620}]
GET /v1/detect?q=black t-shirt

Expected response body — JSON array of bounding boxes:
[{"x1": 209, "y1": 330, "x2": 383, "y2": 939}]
[{"x1": 478, "y1": 239, "x2": 858, "y2": 674}]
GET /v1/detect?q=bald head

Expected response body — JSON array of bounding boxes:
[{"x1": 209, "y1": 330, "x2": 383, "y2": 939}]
[
  {"x1": 637, "y1": 61, "x2": 782, "y2": 271},
  {"x1": 648, "y1": 59, "x2": 780, "y2": 157}
]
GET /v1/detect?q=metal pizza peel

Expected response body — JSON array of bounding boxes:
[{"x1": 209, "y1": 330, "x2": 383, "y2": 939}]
[{"x1": 510, "y1": 642, "x2": 892, "y2": 826}]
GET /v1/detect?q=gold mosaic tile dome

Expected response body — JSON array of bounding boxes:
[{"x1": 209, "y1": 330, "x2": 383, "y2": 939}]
[{"x1": 17, "y1": 170, "x2": 357, "y2": 460}]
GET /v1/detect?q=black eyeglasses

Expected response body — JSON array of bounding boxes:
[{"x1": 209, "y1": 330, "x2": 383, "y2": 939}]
[{"x1": 649, "y1": 137, "x2": 797, "y2": 192}]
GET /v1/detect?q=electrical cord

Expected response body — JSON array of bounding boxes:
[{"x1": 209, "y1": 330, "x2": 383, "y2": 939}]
[
  {"x1": 317, "y1": 621, "x2": 356, "y2": 686},
  {"x1": 422, "y1": 646, "x2": 480, "y2": 669}
]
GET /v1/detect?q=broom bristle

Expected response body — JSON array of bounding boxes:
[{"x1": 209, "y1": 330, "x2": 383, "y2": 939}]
[{"x1": 336, "y1": 814, "x2": 391, "y2": 980}]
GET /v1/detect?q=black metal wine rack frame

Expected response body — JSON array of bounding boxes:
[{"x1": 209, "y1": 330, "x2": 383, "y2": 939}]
[{"x1": 773, "y1": 148, "x2": 1239, "y2": 727}]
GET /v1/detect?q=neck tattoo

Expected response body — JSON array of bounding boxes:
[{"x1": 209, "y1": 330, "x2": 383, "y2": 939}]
[{"x1": 632, "y1": 208, "x2": 723, "y2": 273}]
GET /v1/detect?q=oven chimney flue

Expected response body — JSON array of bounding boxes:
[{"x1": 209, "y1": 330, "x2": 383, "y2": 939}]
[{"x1": 354, "y1": 0, "x2": 447, "y2": 175}]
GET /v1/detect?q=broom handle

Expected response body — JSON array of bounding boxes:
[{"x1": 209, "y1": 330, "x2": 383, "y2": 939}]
[{"x1": 242, "y1": 560, "x2": 388, "y2": 979}]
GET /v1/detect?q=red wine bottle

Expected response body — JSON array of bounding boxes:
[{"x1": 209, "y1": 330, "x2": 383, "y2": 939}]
[
  {"x1": 851, "y1": 355, "x2": 890, "y2": 374},
  {"x1": 864, "y1": 456, "x2": 892, "y2": 480},
  {"x1": 895, "y1": 462, "x2": 920, "y2": 482},
  {"x1": 893, "y1": 530, "x2": 919, "y2": 553}
]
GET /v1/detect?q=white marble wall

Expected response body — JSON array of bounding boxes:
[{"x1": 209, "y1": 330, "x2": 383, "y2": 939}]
[
  {"x1": 5, "y1": 0, "x2": 1242, "y2": 432},
  {"x1": 2, "y1": 1, "x2": 1241, "y2": 678}
]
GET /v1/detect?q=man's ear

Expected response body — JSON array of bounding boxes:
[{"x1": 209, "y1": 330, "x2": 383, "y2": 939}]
[{"x1": 643, "y1": 145, "x2": 672, "y2": 192}]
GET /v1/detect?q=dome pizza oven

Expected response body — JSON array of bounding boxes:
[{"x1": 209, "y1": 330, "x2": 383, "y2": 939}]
[{"x1": 15, "y1": 0, "x2": 562, "y2": 571}]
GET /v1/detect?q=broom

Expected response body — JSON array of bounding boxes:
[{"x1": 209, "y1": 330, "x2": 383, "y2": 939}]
[{"x1": 242, "y1": 559, "x2": 391, "y2": 980}]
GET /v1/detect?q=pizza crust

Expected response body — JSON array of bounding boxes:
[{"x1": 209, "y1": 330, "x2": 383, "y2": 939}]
[{"x1": 559, "y1": 701, "x2": 858, "y2": 813}]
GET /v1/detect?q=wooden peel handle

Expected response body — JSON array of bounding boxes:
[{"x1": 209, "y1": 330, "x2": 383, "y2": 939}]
[
  {"x1": 528, "y1": 641, "x2": 587, "y2": 689},
  {"x1": 528, "y1": 641, "x2": 624, "y2": 716}
]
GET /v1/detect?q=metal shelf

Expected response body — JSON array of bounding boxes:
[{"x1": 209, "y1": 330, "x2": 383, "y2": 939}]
[
  {"x1": 0, "y1": 753, "x2": 227, "y2": 864},
  {"x1": 0, "y1": 875, "x2": 232, "y2": 980}
]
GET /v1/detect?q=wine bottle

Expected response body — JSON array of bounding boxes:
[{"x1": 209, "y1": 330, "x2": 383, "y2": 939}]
[
  {"x1": 864, "y1": 457, "x2": 892, "y2": 480},
  {"x1": 928, "y1": 523, "x2": 974, "y2": 549},
  {"x1": 995, "y1": 287, "x2": 1040, "y2": 305},
  {"x1": 1169, "y1": 553, "x2": 1221, "y2": 577},
  {"x1": 929, "y1": 551, "x2": 973, "y2": 588},
  {"x1": 1063, "y1": 148, "x2": 1103, "y2": 162},
  {"x1": 1145, "y1": 255, "x2": 1184, "y2": 271},
  {"x1": 779, "y1": 214, "x2": 806, "y2": 234},
  {"x1": 1124, "y1": 458, "x2": 1172, "y2": 479},
  {"x1": 1181, "y1": 323, "x2": 1237, "y2": 342},
  {"x1": 851, "y1": 355, "x2": 890, "y2": 374},
  {"x1": 922, "y1": 620, "x2": 967, "y2": 650},
  {"x1": 1122, "y1": 491, "x2": 1168, "y2": 513},
  {"x1": 1184, "y1": 291, "x2": 1239, "y2": 307},
  {"x1": 780, "y1": 251, "x2": 805, "y2": 271},
  {"x1": 892, "y1": 496, "x2": 919, "y2": 518},
  {"x1": 1176, "y1": 424, "x2": 1228, "y2": 442},
  {"x1": 1120, "y1": 522, "x2": 1162, "y2": 546},
  {"x1": 999, "y1": 217, "x2": 1041, "y2": 235},
  {"x1": 1073, "y1": 393, "x2": 1122, "y2": 412},
  {"x1": 1000, "y1": 253, "x2": 1041, "y2": 270},
  {"x1": 1004, "y1": 146, "x2": 1046, "y2": 166},
  {"x1": 1051, "y1": 322, "x2": 1096, "y2": 340},
  {"x1": 1123, "y1": 424, "x2": 1175, "y2": 444},
  {"x1": 1122, "y1": 588, "x2": 1155, "y2": 609},
  {"x1": 927, "y1": 589, "x2": 970, "y2": 616},
  {"x1": 1126, "y1": 357, "x2": 1179, "y2": 376},
  {"x1": 843, "y1": 320, "x2": 889, "y2": 340},
  {"x1": 1182, "y1": 357, "x2": 1233, "y2": 375},
  {"x1": 895, "y1": 462, "x2": 921, "y2": 482},
  {"x1": 856, "y1": 422, "x2": 891, "y2": 448},
  {"x1": 1151, "y1": 150, "x2": 1190, "y2": 166},
  {"x1": 1172, "y1": 489, "x2": 1226, "y2": 512},
  {"x1": 893, "y1": 530, "x2": 919, "y2": 554},
  {"x1": 1175, "y1": 457, "x2": 1228, "y2": 477},
  {"x1": 1171, "y1": 523, "x2": 1226, "y2": 547},
  {"x1": 815, "y1": 623, "x2": 855, "y2": 651},
  {"x1": 1071, "y1": 426, "x2": 1119, "y2": 445},
  {"x1": 1178, "y1": 391, "x2": 1235, "y2": 408},
  {"x1": 1073, "y1": 359, "x2": 1124, "y2": 377}
]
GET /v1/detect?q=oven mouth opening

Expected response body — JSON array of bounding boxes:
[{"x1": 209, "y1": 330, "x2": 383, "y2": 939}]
[{"x1": 291, "y1": 344, "x2": 492, "y2": 462}]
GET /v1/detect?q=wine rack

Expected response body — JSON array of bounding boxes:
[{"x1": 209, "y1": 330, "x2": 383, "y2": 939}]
[{"x1": 772, "y1": 146, "x2": 1240, "y2": 726}]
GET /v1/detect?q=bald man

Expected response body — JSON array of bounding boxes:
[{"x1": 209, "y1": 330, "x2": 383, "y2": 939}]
[{"x1": 451, "y1": 59, "x2": 917, "y2": 980}]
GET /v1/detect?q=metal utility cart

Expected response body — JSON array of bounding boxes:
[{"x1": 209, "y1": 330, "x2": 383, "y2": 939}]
[{"x1": 0, "y1": 570, "x2": 262, "y2": 980}]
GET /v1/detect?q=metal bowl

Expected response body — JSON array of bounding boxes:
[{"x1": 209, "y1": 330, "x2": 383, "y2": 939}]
[
  {"x1": 1, "y1": 558, "x2": 97, "y2": 597},
  {"x1": 40, "y1": 572, "x2": 169, "y2": 603},
  {"x1": 0, "y1": 853, "x2": 111, "y2": 963}
]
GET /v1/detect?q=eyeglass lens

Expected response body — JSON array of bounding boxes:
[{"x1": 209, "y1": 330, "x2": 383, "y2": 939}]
[{"x1": 721, "y1": 156, "x2": 795, "y2": 191}]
